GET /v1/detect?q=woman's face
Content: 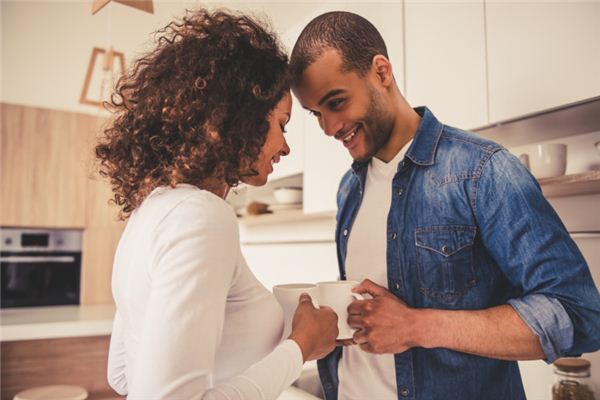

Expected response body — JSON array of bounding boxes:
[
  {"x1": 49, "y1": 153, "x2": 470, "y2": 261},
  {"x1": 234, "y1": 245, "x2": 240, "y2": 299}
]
[{"x1": 244, "y1": 93, "x2": 292, "y2": 186}]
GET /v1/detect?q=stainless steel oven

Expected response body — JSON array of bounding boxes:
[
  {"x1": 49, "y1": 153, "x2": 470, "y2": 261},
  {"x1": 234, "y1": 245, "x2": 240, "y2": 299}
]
[{"x1": 1, "y1": 227, "x2": 83, "y2": 308}]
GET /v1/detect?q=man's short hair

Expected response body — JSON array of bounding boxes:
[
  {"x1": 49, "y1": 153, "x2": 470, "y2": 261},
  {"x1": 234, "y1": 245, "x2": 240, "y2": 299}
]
[{"x1": 290, "y1": 11, "x2": 388, "y2": 82}]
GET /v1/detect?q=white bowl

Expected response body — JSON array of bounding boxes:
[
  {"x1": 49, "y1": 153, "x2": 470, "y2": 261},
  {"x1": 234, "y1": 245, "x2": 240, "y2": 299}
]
[{"x1": 273, "y1": 186, "x2": 303, "y2": 204}]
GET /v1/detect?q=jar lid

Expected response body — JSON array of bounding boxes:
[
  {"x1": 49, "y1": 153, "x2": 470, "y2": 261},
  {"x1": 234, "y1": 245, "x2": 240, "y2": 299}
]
[{"x1": 553, "y1": 358, "x2": 591, "y2": 373}]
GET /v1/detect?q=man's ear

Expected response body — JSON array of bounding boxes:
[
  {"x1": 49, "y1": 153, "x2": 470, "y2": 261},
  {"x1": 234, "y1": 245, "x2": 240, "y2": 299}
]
[{"x1": 372, "y1": 55, "x2": 394, "y2": 87}]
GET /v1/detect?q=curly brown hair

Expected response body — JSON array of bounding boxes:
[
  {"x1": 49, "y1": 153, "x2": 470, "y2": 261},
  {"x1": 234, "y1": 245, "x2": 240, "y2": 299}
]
[{"x1": 96, "y1": 9, "x2": 290, "y2": 219}]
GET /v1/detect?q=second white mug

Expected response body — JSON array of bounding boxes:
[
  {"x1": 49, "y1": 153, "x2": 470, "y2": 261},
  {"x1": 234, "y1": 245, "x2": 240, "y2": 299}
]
[{"x1": 317, "y1": 280, "x2": 364, "y2": 340}]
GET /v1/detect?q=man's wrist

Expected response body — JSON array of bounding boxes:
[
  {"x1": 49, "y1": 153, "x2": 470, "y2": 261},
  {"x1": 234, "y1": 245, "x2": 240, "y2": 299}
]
[{"x1": 411, "y1": 308, "x2": 441, "y2": 349}]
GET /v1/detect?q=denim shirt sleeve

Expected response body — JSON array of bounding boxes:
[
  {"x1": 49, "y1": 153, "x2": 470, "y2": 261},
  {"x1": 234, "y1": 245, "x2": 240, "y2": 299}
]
[{"x1": 474, "y1": 149, "x2": 600, "y2": 362}]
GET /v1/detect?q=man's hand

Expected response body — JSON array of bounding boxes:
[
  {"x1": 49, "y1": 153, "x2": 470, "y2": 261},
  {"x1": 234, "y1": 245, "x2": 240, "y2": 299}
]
[{"x1": 348, "y1": 279, "x2": 419, "y2": 354}]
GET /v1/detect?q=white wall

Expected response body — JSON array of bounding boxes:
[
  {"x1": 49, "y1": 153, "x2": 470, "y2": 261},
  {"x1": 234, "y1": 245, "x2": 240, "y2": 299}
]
[{"x1": 0, "y1": 0, "x2": 334, "y2": 115}]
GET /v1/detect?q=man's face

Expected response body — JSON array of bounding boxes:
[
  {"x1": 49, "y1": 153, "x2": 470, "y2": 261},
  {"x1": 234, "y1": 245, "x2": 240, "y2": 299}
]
[{"x1": 292, "y1": 50, "x2": 394, "y2": 162}]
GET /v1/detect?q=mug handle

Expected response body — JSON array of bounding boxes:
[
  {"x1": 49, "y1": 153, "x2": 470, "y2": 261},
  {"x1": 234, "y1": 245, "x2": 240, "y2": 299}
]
[{"x1": 351, "y1": 293, "x2": 365, "y2": 301}]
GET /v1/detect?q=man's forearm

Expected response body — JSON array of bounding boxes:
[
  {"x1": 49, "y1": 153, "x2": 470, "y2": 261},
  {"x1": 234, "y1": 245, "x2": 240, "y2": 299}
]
[{"x1": 415, "y1": 304, "x2": 545, "y2": 360}]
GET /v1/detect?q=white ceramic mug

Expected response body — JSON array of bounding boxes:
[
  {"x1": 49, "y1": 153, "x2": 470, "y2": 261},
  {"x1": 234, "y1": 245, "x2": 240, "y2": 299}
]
[
  {"x1": 526, "y1": 143, "x2": 567, "y2": 179},
  {"x1": 316, "y1": 280, "x2": 364, "y2": 340},
  {"x1": 272, "y1": 283, "x2": 318, "y2": 340}
]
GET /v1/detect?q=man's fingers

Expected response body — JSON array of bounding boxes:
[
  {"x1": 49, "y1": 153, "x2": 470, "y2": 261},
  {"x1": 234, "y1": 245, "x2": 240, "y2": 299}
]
[
  {"x1": 347, "y1": 301, "x2": 364, "y2": 315},
  {"x1": 359, "y1": 342, "x2": 374, "y2": 353},
  {"x1": 352, "y1": 279, "x2": 388, "y2": 298},
  {"x1": 336, "y1": 338, "x2": 356, "y2": 347},
  {"x1": 347, "y1": 315, "x2": 364, "y2": 328},
  {"x1": 352, "y1": 328, "x2": 368, "y2": 345}
]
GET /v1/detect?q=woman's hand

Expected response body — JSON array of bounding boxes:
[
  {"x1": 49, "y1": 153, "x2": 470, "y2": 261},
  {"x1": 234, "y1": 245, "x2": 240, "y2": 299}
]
[{"x1": 288, "y1": 293, "x2": 338, "y2": 362}]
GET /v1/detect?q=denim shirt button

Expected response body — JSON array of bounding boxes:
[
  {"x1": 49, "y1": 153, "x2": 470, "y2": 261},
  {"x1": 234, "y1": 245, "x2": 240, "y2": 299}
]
[
  {"x1": 394, "y1": 282, "x2": 401, "y2": 290},
  {"x1": 400, "y1": 388, "x2": 410, "y2": 397},
  {"x1": 441, "y1": 245, "x2": 450, "y2": 255},
  {"x1": 391, "y1": 233, "x2": 397, "y2": 240},
  {"x1": 397, "y1": 188, "x2": 404, "y2": 196},
  {"x1": 343, "y1": 229, "x2": 349, "y2": 237}
]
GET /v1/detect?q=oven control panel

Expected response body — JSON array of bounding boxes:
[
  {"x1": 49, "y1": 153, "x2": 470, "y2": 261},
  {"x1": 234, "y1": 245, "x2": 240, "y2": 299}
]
[{"x1": 1, "y1": 228, "x2": 83, "y2": 253}]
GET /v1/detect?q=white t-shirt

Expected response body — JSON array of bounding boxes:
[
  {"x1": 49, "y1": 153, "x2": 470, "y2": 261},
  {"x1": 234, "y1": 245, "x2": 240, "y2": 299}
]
[
  {"x1": 338, "y1": 141, "x2": 412, "y2": 400},
  {"x1": 107, "y1": 184, "x2": 303, "y2": 399}
]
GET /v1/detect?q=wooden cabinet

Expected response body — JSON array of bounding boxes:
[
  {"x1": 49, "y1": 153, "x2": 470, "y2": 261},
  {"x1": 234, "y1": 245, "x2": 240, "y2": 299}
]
[
  {"x1": 81, "y1": 125, "x2": 125, "y2": 304},
  {"x1": 1, "y1": 335, "x2": 119, "y2": 400},
  {"x1": 1, "y1": 102, "x2": 124, "y2": 305},
  {"x1": 0, "y1": 104, "x2": 92, "y2": 227},
  {"x1": 404, "y1": 0, "x2": 488, "y2": 129},
  {"x1": 486, "y1": 1, "x2": 600, "y2": 122}
]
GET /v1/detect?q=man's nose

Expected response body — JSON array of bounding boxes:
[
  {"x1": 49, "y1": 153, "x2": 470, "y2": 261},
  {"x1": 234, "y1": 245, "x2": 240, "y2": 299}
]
[{"x1": 319, "y1": 114, "x2": 341, "y2": 137}]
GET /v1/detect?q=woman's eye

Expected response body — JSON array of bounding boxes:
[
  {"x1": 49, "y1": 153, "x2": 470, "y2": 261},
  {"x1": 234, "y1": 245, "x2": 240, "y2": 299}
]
[{"x1": 280, "y1": 124, "x2": 287, "y2": 134}]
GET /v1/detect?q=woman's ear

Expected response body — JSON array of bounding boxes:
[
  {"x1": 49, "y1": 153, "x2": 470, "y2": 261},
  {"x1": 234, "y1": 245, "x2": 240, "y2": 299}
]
[{"x1": 372, "y1": 55, "x2": 394, "y2": 87}]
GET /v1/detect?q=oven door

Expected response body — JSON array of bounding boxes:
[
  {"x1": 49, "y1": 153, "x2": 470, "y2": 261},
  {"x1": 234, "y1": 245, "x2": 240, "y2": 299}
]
[{"x1": 0, "y1": 252, "x2": 81, "y2": 308}]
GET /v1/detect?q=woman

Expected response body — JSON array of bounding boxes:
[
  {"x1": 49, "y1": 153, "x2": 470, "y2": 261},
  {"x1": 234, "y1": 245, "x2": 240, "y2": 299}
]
[{"x1": 96, "y1": 9, "x2": 338, "y2": 399}]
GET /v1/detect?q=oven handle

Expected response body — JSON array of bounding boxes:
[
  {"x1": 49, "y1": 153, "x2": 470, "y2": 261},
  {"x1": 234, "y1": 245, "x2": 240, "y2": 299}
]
[{"x1": 0, "y1": 256, "x2": 76, "y2": 263}]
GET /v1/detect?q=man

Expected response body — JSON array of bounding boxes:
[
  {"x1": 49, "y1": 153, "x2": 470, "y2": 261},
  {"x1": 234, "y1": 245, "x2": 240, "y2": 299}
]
[{"x1": 290, "y1": 11, "x2": 600, "y2": 400}]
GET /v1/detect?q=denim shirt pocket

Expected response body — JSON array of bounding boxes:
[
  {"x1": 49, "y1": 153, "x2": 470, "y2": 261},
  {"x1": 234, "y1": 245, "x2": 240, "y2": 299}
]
[{"x1": 415, "y1": 225, "x2": 478, "y2": 305}]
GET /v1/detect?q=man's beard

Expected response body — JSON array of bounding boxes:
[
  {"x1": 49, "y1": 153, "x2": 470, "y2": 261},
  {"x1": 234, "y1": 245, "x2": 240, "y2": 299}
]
[{"x1": 353, "y1": 85, "x2": 394, "y2": 163}]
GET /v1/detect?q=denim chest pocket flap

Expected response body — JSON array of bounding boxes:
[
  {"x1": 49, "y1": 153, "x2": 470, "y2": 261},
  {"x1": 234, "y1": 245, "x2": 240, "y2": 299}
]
[
  {"x1": 415, "y1": 226, "x2": 476, "y2": 257},
  {"x1": 415, "y1": 226, "x2": 478, "y2": 305}
]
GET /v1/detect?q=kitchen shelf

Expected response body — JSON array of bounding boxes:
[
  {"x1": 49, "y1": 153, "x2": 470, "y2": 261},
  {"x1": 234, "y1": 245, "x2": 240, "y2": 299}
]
[
  {"x1": 238, "y1": 209, "x2": 334, "y2": 225},
  {"x1": 473, "y1": 96, "x2": 600, "y2": 148},
  {"x1": 539, "y1": 171, "x2": 600, "y2": 198}
]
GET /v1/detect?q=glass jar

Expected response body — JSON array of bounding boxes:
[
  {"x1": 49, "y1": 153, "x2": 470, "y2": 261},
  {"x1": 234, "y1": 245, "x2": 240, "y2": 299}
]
[{"x1": 552, "y1": 358, "x2": 596, "y2": 400}]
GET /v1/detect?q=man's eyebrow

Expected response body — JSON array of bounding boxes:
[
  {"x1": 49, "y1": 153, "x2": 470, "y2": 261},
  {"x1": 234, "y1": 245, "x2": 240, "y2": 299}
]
[{"x1": 318, "y1": 89, "x2": 346, "y2": 106}]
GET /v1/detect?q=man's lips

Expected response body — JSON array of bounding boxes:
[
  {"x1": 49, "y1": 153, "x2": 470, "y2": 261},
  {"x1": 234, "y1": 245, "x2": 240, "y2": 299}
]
[{"x1": 336, "y1": 124, "x2": 360, "y2": 148}]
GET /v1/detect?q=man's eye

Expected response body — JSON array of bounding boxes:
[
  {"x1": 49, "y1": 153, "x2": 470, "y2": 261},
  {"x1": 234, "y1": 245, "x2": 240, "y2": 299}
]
[
  {"x1": 309, "y1": 110, "x2": 321, "y2": 117},
  {"x1": 329, "y1": 99, "x2": 344, "y2": 109}
]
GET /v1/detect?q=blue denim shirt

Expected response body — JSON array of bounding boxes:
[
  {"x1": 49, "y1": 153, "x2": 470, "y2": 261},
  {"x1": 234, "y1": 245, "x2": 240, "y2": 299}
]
[{"x1": 317, "y1": 107, "x2": 600, "y2": 400}]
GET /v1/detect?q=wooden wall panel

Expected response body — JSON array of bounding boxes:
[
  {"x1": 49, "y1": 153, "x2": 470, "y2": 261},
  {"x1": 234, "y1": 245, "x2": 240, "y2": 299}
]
[{"x1": 0, "y1": 336, "x2": 121, "y2": 400}]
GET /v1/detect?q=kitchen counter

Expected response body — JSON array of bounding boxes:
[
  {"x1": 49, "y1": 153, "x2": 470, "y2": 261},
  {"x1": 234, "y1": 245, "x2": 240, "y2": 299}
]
[{"x1": 0, "y1": 304, "x2": 115, "y2": 341}]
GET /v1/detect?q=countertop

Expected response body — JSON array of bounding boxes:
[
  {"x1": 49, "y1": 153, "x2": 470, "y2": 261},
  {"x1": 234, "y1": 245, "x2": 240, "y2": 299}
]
[{"x1": 0, "y1": 304, "x2": 115, "y2": 341}]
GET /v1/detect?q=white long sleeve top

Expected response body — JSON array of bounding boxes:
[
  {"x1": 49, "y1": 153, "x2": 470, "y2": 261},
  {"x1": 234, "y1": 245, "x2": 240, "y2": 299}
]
[{"x1": 107, "y1": 184, "x2": 303, "y2": 399}]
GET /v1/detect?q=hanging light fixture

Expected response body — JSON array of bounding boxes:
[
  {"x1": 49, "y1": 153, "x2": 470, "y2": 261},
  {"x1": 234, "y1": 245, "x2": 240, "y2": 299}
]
[
  {"x1": 91, "y1": 0, "x2": 153, "y2": 15},
  {"x1": 79, "y1": 46, "x2": 126, "y2": 108},
  {"x1": 81, "y1": 0, "x2": 151, "y2": 108}
]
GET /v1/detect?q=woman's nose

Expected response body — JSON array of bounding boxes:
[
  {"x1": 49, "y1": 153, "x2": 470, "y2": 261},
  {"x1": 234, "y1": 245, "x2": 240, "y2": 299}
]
[{"x1": 281, "y1": 139, "x2": 290, "y2": 156}]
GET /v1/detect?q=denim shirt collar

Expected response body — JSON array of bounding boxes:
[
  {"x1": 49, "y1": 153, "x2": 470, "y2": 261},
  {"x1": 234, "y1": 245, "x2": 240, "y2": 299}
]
[
  {"x1": 350, "y1": 106, "x2": 443, "y2": 179},
  {"x1": 405, "y1": 106, "x2": 443, "y2": 166}
]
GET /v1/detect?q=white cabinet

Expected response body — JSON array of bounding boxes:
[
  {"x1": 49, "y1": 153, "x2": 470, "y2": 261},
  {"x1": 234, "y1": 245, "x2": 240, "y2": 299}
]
[
  {"x1": 404, "y1": 0, "x2": 488, "y2": 130},
  {"x1": 267, "y1": 16, "x2": 313, "y2": 182},
  {"x1": 303, "y1": 113, "x2": 353, "y2": 213},
  {"x1": 303, "y1": 3, "x2": 405, "y2": 214},
  {"x1": 268, "y1": 93, "x2": 305, "y2": 181},
  {"x1": 486, "y1": 1, "x2": 600, "y2": 122},
  {"x1": 241, "y1": 242, "x2": 339, "y2": 290}
]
